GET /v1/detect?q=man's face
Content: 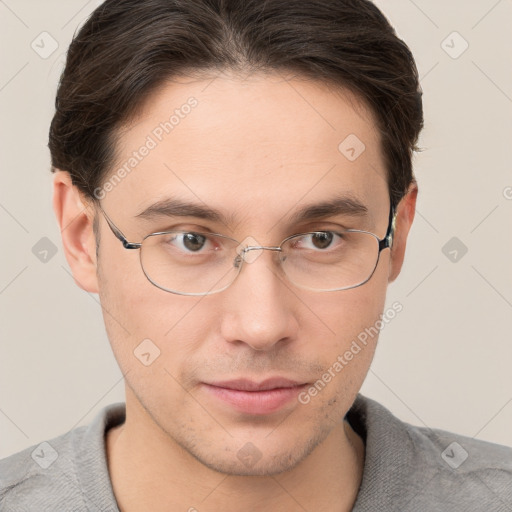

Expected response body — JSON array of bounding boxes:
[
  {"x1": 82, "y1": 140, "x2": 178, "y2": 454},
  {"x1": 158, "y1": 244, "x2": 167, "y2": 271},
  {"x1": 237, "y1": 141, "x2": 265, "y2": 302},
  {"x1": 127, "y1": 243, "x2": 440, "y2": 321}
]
[{"x1": 95, "y1": 72, "x2": 393, "y2": 475}]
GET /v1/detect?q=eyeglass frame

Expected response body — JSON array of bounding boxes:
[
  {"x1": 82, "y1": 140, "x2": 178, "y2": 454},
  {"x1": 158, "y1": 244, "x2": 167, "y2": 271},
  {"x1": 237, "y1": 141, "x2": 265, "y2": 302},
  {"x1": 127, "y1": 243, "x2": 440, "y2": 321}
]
[{"x1": 96, "y1": 202, "x2": 397, "y2": 295}]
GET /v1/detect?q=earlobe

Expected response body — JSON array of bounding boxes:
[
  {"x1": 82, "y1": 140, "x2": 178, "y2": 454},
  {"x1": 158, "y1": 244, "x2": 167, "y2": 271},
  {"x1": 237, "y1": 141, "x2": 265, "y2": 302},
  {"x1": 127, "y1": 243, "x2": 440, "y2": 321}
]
[
  {"x1": 53, "y1": 171, "x2": 100, "y2": 293},
  {"x1": 388, "y1": 183, "x2": 418, "y2": 283}
]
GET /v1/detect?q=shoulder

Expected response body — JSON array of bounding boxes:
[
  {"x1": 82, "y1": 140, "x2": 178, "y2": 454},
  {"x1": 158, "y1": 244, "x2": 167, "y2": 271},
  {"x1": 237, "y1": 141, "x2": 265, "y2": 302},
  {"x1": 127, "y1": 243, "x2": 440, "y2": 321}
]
[
  {"x1": 409, "y1": 420, "x2": 512, "y2": 472},
  {"x1": 403, "y1": 421, "x2": 512, "y2": 510},
  {"x1": 349, "y1": 395, "x2": 512, "y2": 511},
  {"x1": 0, "y1": 402, "x2": 125, "y2": 512},
  {"x1": 0, "y1": 425, "x2": 88, "y2": 511}
]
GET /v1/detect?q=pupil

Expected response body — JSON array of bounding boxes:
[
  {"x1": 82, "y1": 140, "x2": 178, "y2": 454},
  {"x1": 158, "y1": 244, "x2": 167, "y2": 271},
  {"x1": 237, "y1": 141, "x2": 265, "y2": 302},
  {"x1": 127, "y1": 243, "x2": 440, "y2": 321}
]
[
  {"x1": 312, "y1": 232, "x2": 333, "y2": 249},
  {"x1": 183, "y1": 233, "x2": 205, "y2": 251}
]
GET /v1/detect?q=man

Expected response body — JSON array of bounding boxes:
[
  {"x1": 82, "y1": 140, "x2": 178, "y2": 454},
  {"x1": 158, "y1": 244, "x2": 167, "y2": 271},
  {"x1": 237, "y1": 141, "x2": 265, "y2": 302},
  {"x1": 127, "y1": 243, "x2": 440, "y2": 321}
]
[{"x1": 1, "y1": 0, "x2": 511, "y2": 510}]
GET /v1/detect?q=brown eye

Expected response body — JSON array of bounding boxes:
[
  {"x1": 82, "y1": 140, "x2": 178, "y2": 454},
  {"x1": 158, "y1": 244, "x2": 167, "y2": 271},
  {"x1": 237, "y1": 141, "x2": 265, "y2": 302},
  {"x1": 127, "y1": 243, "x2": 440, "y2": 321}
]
[
  {"x1": 310, "y1": 232, "x2": 334, "y2": 249},
  {"x1": 182, "y1": 233, "x2": 207, "y2": 252}
]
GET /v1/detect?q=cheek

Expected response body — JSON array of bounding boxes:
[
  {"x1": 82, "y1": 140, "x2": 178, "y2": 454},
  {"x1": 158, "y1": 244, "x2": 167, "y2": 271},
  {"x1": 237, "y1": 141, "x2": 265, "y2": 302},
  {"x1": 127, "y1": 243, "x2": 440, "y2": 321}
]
[
  {"x1": 317, "y1": 272, "x2": 388, "y2": 347},
  {"x1": 97, "y1": 250, "x2": 211, "y2": 370},
  {"x1": 295, "y1": 286, "x2": 388, "y2": 420},
  {"x1": 302, "y1": 256, "x2": 390, "y2": 382}
]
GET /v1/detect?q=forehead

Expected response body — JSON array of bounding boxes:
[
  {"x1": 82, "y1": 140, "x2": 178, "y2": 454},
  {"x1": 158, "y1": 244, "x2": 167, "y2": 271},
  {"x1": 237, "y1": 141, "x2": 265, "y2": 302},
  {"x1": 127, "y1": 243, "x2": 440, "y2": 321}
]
[{"x1": 105, "y1": 72, "x2": 389, "y2": 232}]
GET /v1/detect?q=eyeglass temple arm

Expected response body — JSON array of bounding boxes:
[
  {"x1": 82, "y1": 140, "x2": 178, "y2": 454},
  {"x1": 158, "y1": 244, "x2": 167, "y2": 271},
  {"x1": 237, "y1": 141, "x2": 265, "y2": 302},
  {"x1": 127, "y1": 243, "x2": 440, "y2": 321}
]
[
  {"x1": 97, "y1": 204, "x2": 141, "y2": 250},
  {"x1": 378, "y1": 205, "x2": 397, "y2": 252}
]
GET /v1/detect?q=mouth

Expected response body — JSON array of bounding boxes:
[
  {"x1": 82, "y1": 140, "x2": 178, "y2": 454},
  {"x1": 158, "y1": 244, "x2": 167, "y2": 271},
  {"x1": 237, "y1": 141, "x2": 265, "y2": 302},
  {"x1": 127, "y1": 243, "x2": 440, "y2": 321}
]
[{"x1": 200, "y1": 377, "x2": 309, "y2": 415}]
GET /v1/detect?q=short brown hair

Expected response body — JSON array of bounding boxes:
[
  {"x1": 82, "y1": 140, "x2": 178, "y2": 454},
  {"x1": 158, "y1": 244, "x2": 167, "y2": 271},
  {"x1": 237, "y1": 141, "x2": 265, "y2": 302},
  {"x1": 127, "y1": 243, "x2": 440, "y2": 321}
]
[{"x1": 49, "y1": 0, "x2": 423, "y2": 211}]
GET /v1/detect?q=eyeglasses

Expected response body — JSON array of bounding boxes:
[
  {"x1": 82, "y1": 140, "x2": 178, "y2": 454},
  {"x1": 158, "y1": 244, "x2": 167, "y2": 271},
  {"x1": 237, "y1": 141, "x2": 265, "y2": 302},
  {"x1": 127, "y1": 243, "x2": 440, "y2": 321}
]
[{"x1": 97, "y1": 204, "x2": 396, "y2": 296}]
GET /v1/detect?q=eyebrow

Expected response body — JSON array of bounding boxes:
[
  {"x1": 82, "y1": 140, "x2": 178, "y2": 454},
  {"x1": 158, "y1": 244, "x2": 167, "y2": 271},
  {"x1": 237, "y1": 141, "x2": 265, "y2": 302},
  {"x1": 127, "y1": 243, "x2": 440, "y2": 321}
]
[{"x1": 135, "y1": 194, "x2": 369, "y2": 226}]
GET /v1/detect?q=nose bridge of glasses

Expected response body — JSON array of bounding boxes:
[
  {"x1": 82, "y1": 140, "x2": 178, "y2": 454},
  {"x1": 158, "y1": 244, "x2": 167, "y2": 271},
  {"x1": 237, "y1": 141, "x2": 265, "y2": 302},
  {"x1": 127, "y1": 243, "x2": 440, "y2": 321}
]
[
  {"x1": 242, "y1": 245, "x2": 282, "y2": 252},
  {"x1": 238, "y1": 245, "x2": 282, "y2": 265}
]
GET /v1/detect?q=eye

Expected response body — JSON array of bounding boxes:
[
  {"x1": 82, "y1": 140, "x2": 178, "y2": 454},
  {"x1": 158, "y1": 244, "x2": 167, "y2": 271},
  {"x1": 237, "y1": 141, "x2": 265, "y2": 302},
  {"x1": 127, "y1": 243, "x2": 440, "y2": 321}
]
[
  {"x1": 168, "y1": 232, "x2": 211, "y2": 253},
  {"x1": 184, "y1": 233, "x2": 207, "y2": 252},
  {"x1": 296, "y1": 231, "x2": 342, "y2": 251}
]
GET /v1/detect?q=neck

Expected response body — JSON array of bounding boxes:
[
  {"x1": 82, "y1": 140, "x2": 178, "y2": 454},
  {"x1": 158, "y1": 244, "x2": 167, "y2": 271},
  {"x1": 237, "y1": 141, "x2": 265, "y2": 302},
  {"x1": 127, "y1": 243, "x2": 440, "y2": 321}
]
[{"x1": 106, "y1": 398, "x2": 365, "y2": 512}]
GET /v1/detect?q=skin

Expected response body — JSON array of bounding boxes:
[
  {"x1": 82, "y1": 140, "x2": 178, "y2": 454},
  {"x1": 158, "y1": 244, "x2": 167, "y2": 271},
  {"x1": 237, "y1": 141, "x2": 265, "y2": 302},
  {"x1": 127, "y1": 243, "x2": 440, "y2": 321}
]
[{"x1": 53, "y1": 71, "x2": 417, "y2": 512}]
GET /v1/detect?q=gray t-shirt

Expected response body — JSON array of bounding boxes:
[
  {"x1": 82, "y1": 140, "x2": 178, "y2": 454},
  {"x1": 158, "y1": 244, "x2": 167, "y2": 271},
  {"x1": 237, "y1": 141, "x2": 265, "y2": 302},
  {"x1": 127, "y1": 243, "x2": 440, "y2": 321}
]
[{"x1": 1, "y1": 394, "x2": 511, "y2": 511}]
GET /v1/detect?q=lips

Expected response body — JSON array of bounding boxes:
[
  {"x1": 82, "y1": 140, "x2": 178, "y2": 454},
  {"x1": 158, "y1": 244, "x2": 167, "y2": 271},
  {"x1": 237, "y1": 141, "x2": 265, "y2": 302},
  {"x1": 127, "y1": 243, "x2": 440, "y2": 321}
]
[
  {"x1": 207, "y1": 377, "x2": 306, "y2": 392},
  {"x1": 200, "y1": 377, "x2": 308, "y2": 415}
]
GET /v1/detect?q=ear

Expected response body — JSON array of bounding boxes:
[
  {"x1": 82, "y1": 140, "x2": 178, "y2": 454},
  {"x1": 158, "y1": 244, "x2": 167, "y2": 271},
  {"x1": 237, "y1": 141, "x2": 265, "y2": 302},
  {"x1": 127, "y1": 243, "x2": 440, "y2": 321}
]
[
  {"x1": 53, "y1": 170, "x2": 99, "y2": 293},
  {"x1": 388, "y1": 182, "x2": 418, "y2": 283}
]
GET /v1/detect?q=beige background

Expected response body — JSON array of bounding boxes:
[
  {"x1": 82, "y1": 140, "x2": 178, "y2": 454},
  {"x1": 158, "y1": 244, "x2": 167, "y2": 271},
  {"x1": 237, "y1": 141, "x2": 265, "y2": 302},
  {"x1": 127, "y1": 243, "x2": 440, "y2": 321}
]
[{"x1": 1, "y1": 0, "x2": 511, "y2": 459}]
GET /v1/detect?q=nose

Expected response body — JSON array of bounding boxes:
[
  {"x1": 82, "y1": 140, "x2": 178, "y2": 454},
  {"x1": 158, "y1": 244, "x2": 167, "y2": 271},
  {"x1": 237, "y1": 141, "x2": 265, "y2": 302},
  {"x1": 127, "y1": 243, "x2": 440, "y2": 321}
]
[{"x1": 219, "y1": 247, "x2": 298, "y2": 352}]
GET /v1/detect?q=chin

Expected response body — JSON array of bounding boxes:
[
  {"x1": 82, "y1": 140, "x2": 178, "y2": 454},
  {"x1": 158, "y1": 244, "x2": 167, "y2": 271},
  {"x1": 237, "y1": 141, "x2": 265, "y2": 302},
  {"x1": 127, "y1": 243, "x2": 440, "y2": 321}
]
[{"x1": 183, "y1": 428, "x2": 327, "y2": 477}]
